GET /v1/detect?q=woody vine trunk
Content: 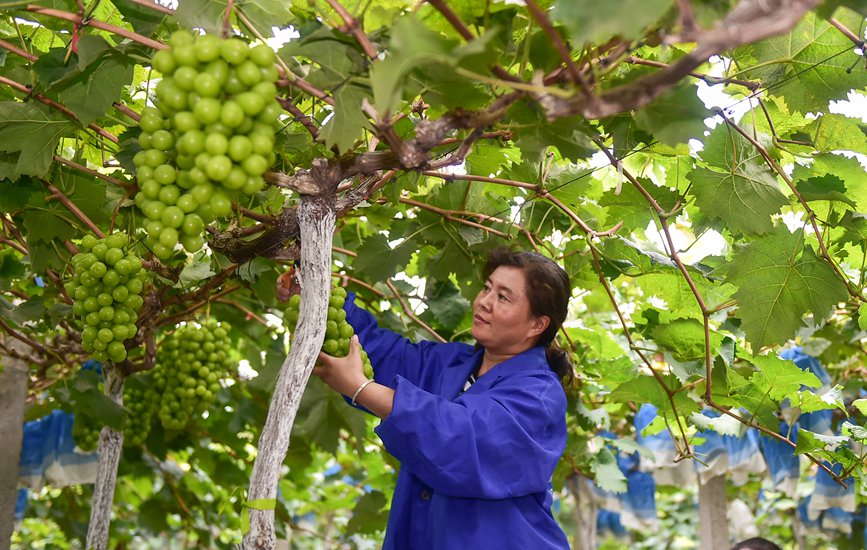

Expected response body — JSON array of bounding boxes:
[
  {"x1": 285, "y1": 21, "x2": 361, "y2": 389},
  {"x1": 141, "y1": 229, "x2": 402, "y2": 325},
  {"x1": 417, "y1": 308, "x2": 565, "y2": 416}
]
[
  {"x1": 241, "y1": 195, "x2": 336, "y2": 549},
  {"x1": 85, "y1": 365, "x2": 124, "y2": 550}
]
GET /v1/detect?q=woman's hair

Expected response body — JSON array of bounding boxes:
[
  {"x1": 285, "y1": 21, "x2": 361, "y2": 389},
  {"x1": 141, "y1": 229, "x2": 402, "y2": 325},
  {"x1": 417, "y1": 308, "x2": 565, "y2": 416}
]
[
  {"x1": 482, "y1": 247, "x2": 574, "y2": 385},
  {"x1": 731, "y1": 538, "x2": 782, "y2": 550}
]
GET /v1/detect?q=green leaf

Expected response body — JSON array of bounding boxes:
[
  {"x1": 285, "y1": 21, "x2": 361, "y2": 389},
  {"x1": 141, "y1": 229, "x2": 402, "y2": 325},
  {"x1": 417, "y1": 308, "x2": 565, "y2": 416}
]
[
  {"x1": 177, "y1": 255, "x2": 216, "y2": 287},
  {"x1": 590, "y1": 447, "x2": 627, "y2": 493},
  {"x1": 552, "y1": 0, "x2": 675, "y2": 46},
  {"x1": 111, "y1": 0, "x2": 166, "y2": 36},
  {"x1": 0, "y1": 295, "x2": 45, "y2": 324},
  {"x1": 0, "y1": 177, "x2": 39, "y2": 211},
  {"x1": 174, "y1": 0, "x2": 227, "y2": 34},
  {"x1": 70, "y1": 375, "x2": 128, "y2": 430},
  {"x1": 424, "y1": 279, "x2": 470, "y2": 330},
  {"x1": 794, "y1": 429, "x2": 848, "y2": 455},
  {"x1": 238, "y1": 0, "x2": 295, "y2": 35},
  {"x1": 609, "y1": 374, "x2": 698, "y2": 419},
  {"x1": 724, "y1": 228, "x2": 849, "y2": 348},
  {"x1": 22, "y1": 204, "x2": 76, "y2": 244},
  {"x1": 599, "y1": 179, "x2": 678, "y2": 230},
  {"x1": 689, "y1": 127, "x2": 787, "y2": 235},
  {"x1": 633, "y1": 84, "x2": 710, "y2": 146},
  {"x1": 346, "y1": 491, "x2": 388, "y2": 535},
  {"x1": 740, "y1": 11, "x2": 865, "y2": 114},
  {"x1": 575, "y1": 402, "x2": 610, "y2": 430},
  {"x1": 795, "y1": 174, "x2": 856, "y2": 208},
  {"x1": 509, "y1": 103, "x2": 594, "y2": 163},
  {"x1": 635, "y1": 271, "x2": 735, "y2": 323},
  {"x1": 353, "y1": 233, "x2": 414, "y2": 281},
  {"x1": 691, "y1": 411, "x2": 744, "y2": 437},
  {"x1": 853, "y1": 398, "x2": 867, "y2": 415},
  {"x1": 55, "y1": 47, "x2": 135, "y2": 126},
  {"x1": 54, "y1": 166, "x2": 113, "y2": 228},
  {"x1": 652, "y1": 319, "x2": 724, "y2": 362},
  {"x1": 810, "y1": 113, "x2": 867, "y2": 154},
  {"x1": 319, "y1": 83, "x2": 372, "y2": 153},
  {"x1": 795, "y1": 154, "x2": 867, "y2": 212},
  {"x1": 0, "y1": 102, "x2": 77, "y2": 178},
  {"x1": 745, "y1": 352, "x2": 821, "y2": 402},
  {"x1": 370, "y1": 15, "x2": 455, "y2": 114},
  {"x1": 798, "y1": 384, "x2": 846, "y2": 413}
]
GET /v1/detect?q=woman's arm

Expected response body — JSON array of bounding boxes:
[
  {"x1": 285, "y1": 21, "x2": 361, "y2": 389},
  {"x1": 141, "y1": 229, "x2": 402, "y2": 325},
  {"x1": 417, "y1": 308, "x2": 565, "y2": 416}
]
[{"x1": 343, "y1": 292, "x2": 437, "y2": 389}]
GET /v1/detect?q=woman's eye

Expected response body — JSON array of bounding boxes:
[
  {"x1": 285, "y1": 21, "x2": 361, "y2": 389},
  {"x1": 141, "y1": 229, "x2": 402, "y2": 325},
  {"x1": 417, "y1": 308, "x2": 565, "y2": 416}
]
[{"x1": 498, "y1": 294, "x2": 508, "y2": 302}]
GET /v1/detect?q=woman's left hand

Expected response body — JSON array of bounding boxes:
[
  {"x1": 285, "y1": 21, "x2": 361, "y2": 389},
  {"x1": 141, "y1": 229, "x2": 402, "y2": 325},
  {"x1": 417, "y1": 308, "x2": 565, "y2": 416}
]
[{"x1": 313, "y1": 335, "x2": 368, "y2": 397}]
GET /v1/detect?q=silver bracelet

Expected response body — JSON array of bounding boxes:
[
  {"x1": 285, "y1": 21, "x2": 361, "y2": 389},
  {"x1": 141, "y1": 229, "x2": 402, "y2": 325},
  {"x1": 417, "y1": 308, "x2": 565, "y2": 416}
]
[{"x1": 351, "y1": 379, "x2": 375, "y2": 406}]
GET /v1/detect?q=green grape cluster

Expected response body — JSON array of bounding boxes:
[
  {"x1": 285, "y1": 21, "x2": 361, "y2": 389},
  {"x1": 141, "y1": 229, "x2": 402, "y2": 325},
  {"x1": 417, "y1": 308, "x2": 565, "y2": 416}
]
[
  {"x1": 67, "y1": 233, "x2": 146, "y2": 363},
  {"x1": 72, "y1": 413, "x2": 101, "y2": 452},
  {"x1": 122, "y1": 373, "x2": 160, "y2": 447},
  {"x1": 153, "y1": 319, "x2": 234, "y2": 430},
  {"x1": 134, "y1": 30, "x2": 281, "y2": 261},
  {"x1": 285, "y1": 285, "x2": 373, "y2": 379}
]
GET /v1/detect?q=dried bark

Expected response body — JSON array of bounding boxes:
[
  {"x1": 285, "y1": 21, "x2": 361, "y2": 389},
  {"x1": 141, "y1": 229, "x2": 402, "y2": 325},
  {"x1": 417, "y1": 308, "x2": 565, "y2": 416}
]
[
  {"x1": 240, "y1": 195, "x2": 336, "y2": 549},
  {"x1": 85, "y1": 366, "x2": 124, "y2": 550},
  {"x1": 0, "y1": 338, "x2": 29, "y2": 550}
]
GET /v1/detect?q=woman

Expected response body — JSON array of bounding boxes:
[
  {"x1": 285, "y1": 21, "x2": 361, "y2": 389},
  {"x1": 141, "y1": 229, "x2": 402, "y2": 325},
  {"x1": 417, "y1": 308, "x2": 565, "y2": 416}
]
[{"x1": 314, "y1": 247, "x2": 572, "y2": 549}]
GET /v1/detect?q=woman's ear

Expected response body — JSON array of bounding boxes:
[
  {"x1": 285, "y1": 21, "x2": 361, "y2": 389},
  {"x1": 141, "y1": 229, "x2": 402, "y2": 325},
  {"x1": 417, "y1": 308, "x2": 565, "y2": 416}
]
[{"x1": 529, "y1": 315, "x2": 550, "y2": 338}]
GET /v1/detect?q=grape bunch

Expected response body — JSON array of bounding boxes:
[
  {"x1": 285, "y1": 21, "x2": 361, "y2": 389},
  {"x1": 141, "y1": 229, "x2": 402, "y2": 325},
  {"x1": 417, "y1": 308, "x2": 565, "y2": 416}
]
[
  {"x1": 134, "y1": 30, "x2": 281, "y2": 261},
  {"x1": 153, "y1": 319, "x2": 235, "y2": 430},
  {"x1": 285, "y1": 285, "x2": 374, "y2": 379},
  {"x1": 72, "y1": 413, "x2": 102, "y2": 452},
  {"x1": 122, "y1": 373, "x2": 160, "y2": 447},
  {"x1": 67, "y1": 233, "x2": 146, "y2": 363}
]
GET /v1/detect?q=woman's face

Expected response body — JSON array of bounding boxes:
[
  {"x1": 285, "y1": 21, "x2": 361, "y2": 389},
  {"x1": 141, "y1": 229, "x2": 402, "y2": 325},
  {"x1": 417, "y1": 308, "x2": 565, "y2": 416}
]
[{"x1": 471, "y1": 265, "x2": 549, "y2": 356}]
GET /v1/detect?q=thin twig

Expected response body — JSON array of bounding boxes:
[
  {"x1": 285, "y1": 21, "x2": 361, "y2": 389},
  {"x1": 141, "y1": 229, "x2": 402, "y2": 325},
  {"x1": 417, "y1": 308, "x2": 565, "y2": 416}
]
[
  {"x1": 0, "y1": 75, "x2": 119, "y2": 144},
  {"x1": 323, "y1": 0, "x2": 378, "y2": 59},
  {"x1": 385, "y1": 279, "x2": 446, "y2": 343},
  {"x1": 23, "y1": 6, "x2": 167, "y2": 50},
  {"x1": 524, "y1": 0, "x2": 592, "y2": 97},
  {"x1": 54, "y1": 156, "x2": 134, "y2": 191},
  {"x1": 41, "y1": 180, "x2": 106, "y2": 237}
]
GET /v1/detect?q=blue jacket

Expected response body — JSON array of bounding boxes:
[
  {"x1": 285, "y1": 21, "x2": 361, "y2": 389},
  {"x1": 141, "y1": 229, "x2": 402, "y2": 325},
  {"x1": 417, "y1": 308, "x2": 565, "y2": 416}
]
[{"x1": 345, "y1": 293, "x2": 570, "y2": 549}]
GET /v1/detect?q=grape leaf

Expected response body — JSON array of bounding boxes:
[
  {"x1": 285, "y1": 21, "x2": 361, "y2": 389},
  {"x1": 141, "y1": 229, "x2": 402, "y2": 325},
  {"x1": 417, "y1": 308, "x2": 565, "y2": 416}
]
[
  {"x1": 353, "y1": 233, "x2": 414, "y2": 281},
  {"x1": 794, "y1": 429, "x2": 848, "y2": 455},
  {"x1": 810, "y1": 113, "x2": 867, "y2": 155},
  {"x1": 0, "y1": 102, "x2": 77, "y2": 177},
  {"x1": 688, "y1": 127, "x2": 787, "y2": 235},
  {"x1": 599, "y1": 179, "x2": 678, "y2": 230},
  {"x1": 238, "y1": 0, "x2": 295, "y2": 36},
  {"x1": 508, "y1": 103, "x2": 594, "y2": 163},
  {"x1": 589, "y1": 447, "x2": 627, "y2": 493},
  {"x1": 633, "y1": 83, "x2": 710, "y2": 146},
  {"x1": 795, "y1": 174, "x2": 856, "y2": 208},
  {"x1": 111, "y1": 0, "x2": 166, "y2": 36},
  {"x1": 174, "y1": 0, "x2": 227, "y2": 34},
  {"x1": 739, "y1": 11, "x2": 865, "y2": 114},
  {"x1": 552, "y1": 0, "x2": 674, "y2": 46},
  {"x1": 609, "y1": 374, "x2": 699, "y2": 419},
  {"x1": 424, "y1": 279, "x2": 470, "y2": 331},
  {"x1": 744, "y1": 352, "x2": 822, "y2": 402},
  {"x1": 346, "y1": 491, "x2": 388, "y2": 535},
  {"x1": 724, "y1": 228, "x2": 848, "y2": 348},
  {"x1": 319, "y1": 83, "x2": 372, "y2": 153},
  {"x1": 794, "y1": 154, "x2": 867, "y2": 212},
  {"x1": 652, "y1": 319, "x2": 724, "y2": 362},
  {"x1": 55, "y1": 49, "x2": 134, "y2": 126}
]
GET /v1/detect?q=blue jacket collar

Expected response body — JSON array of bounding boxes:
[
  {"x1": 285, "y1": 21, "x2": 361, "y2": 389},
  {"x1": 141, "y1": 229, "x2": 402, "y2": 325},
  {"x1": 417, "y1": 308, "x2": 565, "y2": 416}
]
[{"x1": 442, "y1": 346, "x2": 549, "y2": 399}]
